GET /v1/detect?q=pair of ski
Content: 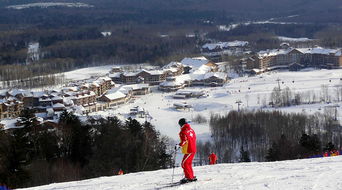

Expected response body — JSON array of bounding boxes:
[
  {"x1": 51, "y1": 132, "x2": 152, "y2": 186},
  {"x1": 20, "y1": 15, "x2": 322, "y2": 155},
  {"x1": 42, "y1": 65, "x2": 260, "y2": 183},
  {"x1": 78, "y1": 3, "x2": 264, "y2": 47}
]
[
  {"x1": 155, "y1": 181, "x2": 195, "y2": 189},
  {"x1": 156, "y1": 178, "x2": 211, "y2": 189}
]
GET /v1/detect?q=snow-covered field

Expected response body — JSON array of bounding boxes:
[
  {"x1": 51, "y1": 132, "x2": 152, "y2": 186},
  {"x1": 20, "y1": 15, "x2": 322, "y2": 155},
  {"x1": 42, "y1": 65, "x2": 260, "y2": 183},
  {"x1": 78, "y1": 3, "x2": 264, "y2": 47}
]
[
  {"x1": 19, "y1": 156, "x2": 342, "y2": 190},
  {"x1": 0, "y1": 64, "x2": 154, "y2": 90},
  {"x1": 63, "y1": 65, "x2": 117, "y2": 81},
  {"x1": 61, "y1": 64, "x2": 157, "y2": 81},
  {"x1": 6, "y1": 2, "x2": 93, "y2": 10},
  {"x1": 277, "y1": 36, "x2": 314, "y2": 42},
  {"x1": 89, "y1": 68, "x2": 342, "y2": 140}
]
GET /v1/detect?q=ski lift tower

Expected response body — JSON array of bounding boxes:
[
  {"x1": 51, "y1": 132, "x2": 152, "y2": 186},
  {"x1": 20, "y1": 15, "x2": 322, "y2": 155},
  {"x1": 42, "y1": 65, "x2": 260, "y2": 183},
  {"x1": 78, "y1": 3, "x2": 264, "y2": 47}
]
[
  {"x1": 325, "y1": 104, "x2": 340, "y2": 121},
  {"x1": 235, "y1": 100, "x2": 242, "y2": 112},
  {"x1": 276, "y1": 78, "x2": 281, "y2": 90},
  {"x1": 332, "y1": 104, "x2": 340, "y2": 121}
]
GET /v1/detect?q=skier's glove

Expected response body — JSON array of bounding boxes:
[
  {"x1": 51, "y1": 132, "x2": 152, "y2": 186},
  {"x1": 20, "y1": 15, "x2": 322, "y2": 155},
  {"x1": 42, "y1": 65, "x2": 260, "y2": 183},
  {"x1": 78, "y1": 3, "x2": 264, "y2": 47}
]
[{"x1": 175, "y1": 144, "x2": 181, "y2": 151}]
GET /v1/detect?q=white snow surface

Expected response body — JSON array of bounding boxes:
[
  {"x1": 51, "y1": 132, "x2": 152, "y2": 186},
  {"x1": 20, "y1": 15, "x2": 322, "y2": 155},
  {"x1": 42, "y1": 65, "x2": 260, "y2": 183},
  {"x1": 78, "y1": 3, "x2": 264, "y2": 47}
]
[
  {"x1": 277, "y1": 36, "x2": 314, "y2": 42},
  {"x1": 62, "y1": 64, "x2": 155, "y2": 81},
  {"x1": 202, "y1": 41, "x2": 249, "y2": 50},
  {"x1": 6, "y1": 2, "x2": 93, "y2": 9},
  {"x1": 62, "y1": 65, "x2": 116, "y2": 81},
  {"x1": 19, "y1": 156, "x2": 342, "y2": 190}
]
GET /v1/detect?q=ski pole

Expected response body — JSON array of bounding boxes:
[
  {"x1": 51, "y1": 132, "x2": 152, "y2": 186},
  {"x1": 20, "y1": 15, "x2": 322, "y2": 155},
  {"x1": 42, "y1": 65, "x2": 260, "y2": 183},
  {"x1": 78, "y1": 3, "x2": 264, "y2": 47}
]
[{"x1": 171, "y1": 145, "x2": 178, "y2": 183}]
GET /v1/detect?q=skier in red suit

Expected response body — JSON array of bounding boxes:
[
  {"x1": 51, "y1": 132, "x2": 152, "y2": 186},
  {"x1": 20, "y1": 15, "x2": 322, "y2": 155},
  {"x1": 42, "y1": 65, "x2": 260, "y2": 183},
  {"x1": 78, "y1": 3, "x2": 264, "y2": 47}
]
[
  {"x1": 178, "y1": 118, "x2": 197, "y2": 183},
  {"x1": 208, "y1": 152, "x2": 217, "y2": 165}
]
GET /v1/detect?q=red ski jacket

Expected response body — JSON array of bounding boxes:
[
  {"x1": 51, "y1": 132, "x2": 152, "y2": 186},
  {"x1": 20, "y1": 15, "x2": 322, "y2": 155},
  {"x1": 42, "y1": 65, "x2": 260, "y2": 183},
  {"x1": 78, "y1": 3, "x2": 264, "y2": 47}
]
[
  {"x1": 179, "y1": 123, "x2": 196, "y2": 154},
  {"x1": 209, "y1": 153, "x2": 217, "y2": 164}
]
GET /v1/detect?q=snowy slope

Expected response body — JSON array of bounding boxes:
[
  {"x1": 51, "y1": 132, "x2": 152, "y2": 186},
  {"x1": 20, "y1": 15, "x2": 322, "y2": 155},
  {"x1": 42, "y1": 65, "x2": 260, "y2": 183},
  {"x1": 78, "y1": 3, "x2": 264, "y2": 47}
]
[{"x1": 19, "y1": 156, "x2": 342, "y2": 190}]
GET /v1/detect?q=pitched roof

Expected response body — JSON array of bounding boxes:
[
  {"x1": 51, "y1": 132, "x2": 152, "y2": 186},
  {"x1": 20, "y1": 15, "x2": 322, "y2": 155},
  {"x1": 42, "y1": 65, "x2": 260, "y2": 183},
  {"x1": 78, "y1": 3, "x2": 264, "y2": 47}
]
[
  {"x1": 181, "y1": 57, "x2": 210, "y2": 69},
  {"x1": 257, "y1": 47, "x2": 341, "y2": 58},
  {"x1": 141, "y1": 69, "x2": 164, "y2": 75},
  {"x1": 162, "y1": 61, "x2": 182, "y2": 69},
  {"x1": 104, "y1": 91, "x2": 126, "y2": 100},
  {"x1": 297, "y1": 47, "x2": 341, "y2": 55},
  {"x1": 203, "y1": 72, "x2": 227, "y2": 80}
]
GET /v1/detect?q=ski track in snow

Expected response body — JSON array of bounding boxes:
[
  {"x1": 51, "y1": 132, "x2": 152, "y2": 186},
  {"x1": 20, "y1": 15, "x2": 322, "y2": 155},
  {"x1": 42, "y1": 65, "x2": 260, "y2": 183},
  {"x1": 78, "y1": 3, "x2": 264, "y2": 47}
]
[{"x1": 19, "y1": 156, "x2": 342, "y2": 190}]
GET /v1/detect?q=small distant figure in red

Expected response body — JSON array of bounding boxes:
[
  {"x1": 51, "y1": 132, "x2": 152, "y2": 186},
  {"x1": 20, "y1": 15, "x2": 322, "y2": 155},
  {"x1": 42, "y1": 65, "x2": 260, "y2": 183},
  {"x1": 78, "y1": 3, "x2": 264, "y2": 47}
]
[
  {"x1": 117, "y1": 169, "x2": 124, "y2": 175},
  {"x1": 208, "y1": 152, "x2": 217, "y2": 165}
]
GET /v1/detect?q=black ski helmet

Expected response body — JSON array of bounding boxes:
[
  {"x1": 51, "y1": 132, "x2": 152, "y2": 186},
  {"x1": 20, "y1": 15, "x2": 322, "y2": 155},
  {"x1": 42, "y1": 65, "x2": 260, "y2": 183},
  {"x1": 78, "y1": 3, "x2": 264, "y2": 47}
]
[{"x1": 178, "y1": 118, "x2": 187, "y2": 127}]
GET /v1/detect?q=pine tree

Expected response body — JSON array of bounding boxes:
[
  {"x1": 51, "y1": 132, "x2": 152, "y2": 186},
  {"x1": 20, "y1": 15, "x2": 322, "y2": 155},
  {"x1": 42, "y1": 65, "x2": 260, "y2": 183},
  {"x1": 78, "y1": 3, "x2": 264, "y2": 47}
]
[
  {"x1": 0, "y1": 129, "x2": 31, "y2": 188},
  {"x1": 266, "y1": 143, "x2": 279, "y2": 161},
  {"x1": 299, "y1": 133, "x2": 321, "y2": 157},
  {"x1": 59, "y1": 111, "x2": 91, "y2": 167},
  {"x1": 239, "y1": 146, "x2": 251, "y2": 162},
  {"x1": 324, "y1": 142, "x2": 335, "y2": 152}
]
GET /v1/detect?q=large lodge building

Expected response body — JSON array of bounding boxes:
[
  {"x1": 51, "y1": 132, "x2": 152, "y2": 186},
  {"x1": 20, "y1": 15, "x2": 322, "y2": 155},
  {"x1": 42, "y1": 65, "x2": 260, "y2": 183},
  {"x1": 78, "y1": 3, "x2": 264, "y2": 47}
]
[{"x1": 246, "y1": 45, "x2": 342, "y2": 73}]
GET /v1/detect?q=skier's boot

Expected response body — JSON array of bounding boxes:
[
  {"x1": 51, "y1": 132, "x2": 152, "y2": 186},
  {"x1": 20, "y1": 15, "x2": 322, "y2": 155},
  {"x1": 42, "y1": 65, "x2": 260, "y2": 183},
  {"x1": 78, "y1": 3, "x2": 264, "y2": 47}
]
[
  {"x1": 180, "y1": 178, "x2": 190, "y2": 184},
  {"x1": 180, "y1": 177, "x2": 197, "y2": 184},
  {"x1": 189, "y1": 176, "x2": 197, "y2": 182}
]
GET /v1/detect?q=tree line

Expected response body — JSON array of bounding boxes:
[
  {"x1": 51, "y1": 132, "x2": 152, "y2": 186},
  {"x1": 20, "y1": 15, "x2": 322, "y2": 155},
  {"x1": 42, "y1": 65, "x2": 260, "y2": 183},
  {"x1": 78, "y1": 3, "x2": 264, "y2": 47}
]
[
  {"x1": 269, "y1": 84, "x2": 342, "y2": 108},
  {"x1": 0, "y1": 25, "x2": 199, "y2": 82},
  {"x1": 197, "y1": 110, "x2": 342, "y2": 163},
  {"x1": 0, "y1": 110, "x2": 172, "y2": 188}
]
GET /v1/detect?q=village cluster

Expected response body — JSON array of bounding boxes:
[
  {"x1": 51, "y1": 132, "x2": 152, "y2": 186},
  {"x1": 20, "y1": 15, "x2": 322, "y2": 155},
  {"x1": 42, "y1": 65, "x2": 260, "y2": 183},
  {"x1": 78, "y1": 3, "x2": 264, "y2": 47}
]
[
  {"x1": 0, "y1": 56, "x2": 229, "y2": 128},
  {"x1": 1, "y1": 41, "x2": 342, "y2": 128}
]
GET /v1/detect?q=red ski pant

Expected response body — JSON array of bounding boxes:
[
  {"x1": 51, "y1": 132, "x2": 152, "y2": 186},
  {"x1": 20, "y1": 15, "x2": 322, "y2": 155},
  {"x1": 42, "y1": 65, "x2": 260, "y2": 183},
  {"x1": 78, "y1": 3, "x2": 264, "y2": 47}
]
[{"x1": 181, "y1": 153, "x2": 195, "y2": 179}]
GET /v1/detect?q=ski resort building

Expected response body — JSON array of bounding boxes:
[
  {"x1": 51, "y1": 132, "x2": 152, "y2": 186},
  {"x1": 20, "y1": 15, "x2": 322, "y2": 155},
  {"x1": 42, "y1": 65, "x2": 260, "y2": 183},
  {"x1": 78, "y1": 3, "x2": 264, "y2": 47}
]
[
  {"x1": 181, "y1": 56, "x2": 218, "y2": 74},
  {"x1": 70, "y1": 90, "x2": 96, "y2": 107},
  {"x1": 109, "y1": 63, "x2": 184, "y2": 85},
  {"x1": 159, "y1": 77, "x2": 186, "y2": 92},
  {"x1": 245, "y1": 46, "x2": 342, "y2": 72},
  {"x1": 109, "y1": 70, "x2": 167, "y2": 85},
  {"x1": 77, "y1": 76, "x2": 114, "y2": 97},
  {"x1": 0, "y1": 98, "x2": 24, "y2": 119},
  {"x1": 99, "y1": 85, "x2": 133, "y2": 107},
  {"x1": 172, "y1": 90, "x2": 206, "y2": 99},
  {"x1": 138, "y1": 70, "x2": 167, "y2": 85},
  {"x1": 100, "y1": 91, "x2": 128, "y2": 107},
  {"x1": 202, "y1": 72, "x2": 228, "y2": 86},
  {"x1": 162, "y1": 61, "x2": 184, "y2": 76},
  {"x1": 123, "y1": 84, "x2": 150, "y2": 95}
]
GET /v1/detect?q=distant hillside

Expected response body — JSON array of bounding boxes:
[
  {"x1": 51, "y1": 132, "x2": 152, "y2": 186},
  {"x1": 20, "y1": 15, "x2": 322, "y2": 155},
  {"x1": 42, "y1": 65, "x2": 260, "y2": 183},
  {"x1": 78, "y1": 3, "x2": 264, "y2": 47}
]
[
  {"x1": 0, "y1": 0, "x2": 340, "y2": 81},
  {"x1": 0, "y1": 0, "x2": 341, "y2": 24},
  {"x1": 79, "y1": 0, "x2": 342, "y2": 23}
]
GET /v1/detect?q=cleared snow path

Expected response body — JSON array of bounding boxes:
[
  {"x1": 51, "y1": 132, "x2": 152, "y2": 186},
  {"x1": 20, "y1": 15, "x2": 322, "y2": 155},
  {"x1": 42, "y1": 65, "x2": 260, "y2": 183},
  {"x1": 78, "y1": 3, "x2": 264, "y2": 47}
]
[{"x1": 20, "y1": 156, "x2": 342, "y2": 190}]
